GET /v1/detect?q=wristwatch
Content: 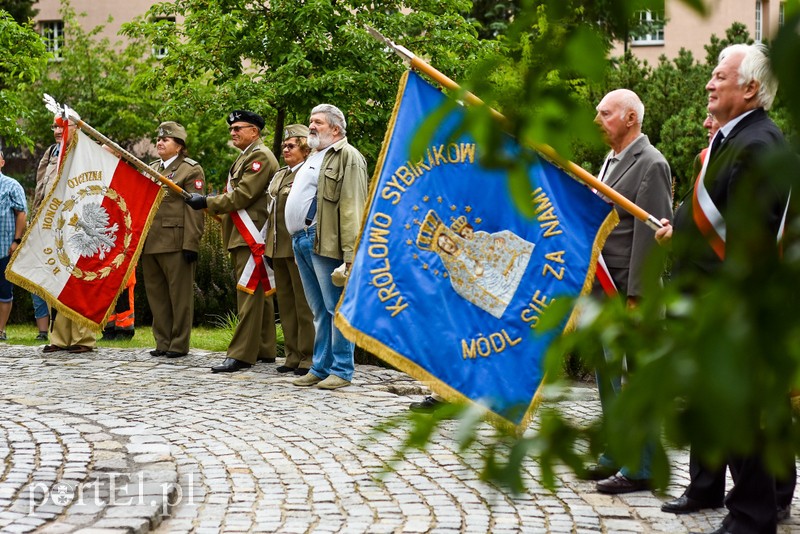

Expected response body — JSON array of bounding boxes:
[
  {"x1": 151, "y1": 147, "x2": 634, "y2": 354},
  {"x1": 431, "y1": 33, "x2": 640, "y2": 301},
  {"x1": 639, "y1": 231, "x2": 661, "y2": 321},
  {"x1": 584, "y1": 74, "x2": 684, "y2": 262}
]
[{"x1": 12, "y1": 238, "x2": 21, "y2": 244}]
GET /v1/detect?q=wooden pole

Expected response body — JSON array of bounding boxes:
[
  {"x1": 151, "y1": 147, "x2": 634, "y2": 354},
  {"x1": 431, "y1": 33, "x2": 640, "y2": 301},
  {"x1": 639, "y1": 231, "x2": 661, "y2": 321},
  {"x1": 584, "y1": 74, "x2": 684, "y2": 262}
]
[
  {"x1": 70, "y1": 116, "x2": 192, "y2": 200},
  {"x1": 366, "y1": 27, "x2": 664, "y2": 231}
]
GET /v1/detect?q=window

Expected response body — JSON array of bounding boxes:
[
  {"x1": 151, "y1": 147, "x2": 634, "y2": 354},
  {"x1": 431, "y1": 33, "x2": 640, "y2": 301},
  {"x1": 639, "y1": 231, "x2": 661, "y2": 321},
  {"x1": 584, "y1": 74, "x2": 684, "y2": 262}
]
[
  {"x1": 40, "y1": 20, "x2": 64, "y2": 59},
  {"x1": 630, "y1": 10, "x2": 665, "y2": 46},
  {"x1": 152, "y1": 17, "x2": 176, "y2": 59},
  {"x1": 755, "y1": 0, "x2": 763, "y2": 42}
]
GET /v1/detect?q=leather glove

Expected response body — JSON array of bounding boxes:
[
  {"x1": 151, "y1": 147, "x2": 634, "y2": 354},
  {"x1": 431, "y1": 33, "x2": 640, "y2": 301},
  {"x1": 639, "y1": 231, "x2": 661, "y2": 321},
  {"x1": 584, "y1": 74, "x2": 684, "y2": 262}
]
[
  {"x1": 183, "y1": 250, "x2": 198, "y2": 263},
  {"x1": 185, "y1": 193, "x2": 207, "y2": 210}
]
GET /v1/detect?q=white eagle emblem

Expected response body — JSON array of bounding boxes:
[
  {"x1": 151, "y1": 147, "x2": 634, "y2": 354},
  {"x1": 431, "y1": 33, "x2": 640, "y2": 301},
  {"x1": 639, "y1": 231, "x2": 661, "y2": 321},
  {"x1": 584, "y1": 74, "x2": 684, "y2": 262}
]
[{"x1": 68, "y1": 202, "x2": 119, "y2": 259}]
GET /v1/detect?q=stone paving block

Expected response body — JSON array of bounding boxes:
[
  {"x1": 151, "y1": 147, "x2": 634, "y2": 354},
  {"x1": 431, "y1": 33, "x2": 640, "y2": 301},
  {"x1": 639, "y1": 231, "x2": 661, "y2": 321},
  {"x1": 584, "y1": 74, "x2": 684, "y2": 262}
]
[{"x1": 91, "y1": 517, "x2": 149, "y2": 534}]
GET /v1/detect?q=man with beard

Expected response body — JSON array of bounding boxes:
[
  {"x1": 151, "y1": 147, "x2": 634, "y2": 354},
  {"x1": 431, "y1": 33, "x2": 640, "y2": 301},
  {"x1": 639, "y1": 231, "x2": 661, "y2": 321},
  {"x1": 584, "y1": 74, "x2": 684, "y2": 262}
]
[
  {"x1": 285, "y1": 104, "x2": 368, "y2": 390},
  {"x1": 186, "y1": 110, "x2": 279, "y2": 372}
]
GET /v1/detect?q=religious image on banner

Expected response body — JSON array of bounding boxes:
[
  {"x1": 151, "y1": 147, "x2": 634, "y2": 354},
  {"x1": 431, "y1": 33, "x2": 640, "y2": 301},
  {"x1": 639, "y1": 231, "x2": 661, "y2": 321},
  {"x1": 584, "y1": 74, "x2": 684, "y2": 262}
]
[
  {"x1": 7, "y1": 129, "x2": 163, "y2": 329},
  {"x1": 334, "y1": 71, "x2": 618, "y2": 429}
]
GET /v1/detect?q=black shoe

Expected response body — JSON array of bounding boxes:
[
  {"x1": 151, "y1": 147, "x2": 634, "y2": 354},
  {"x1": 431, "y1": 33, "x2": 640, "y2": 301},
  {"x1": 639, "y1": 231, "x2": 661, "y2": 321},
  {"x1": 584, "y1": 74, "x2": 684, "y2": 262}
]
[
  {"x1": 211, "y1": 358, "x2": 252, "y2": 373},
  {"x1": 101, "y1": 330, "x2": 117, "y2": 341},
  {"x1": 579, "y1": 463, "x2": 618, "y2": 481},
  {"x1": 409, "y1": 396, "x2": 445, "y2": 413},
  {"x1": 150, "y1": 349, "x2": 166, "y2": 357},
  {"x1": 276, "y1": 365, "x2": 295, "y2": 373},
  {"x1": 293, "y1": 368, "x2": 310, "y2": 376},
  {"x1": 596, "y1": 474, "x2": 651, "y2": 494},
  {"x1": 689, "y1": 526, "x2": 732, "y2": 534},
  {"x1": 661, "y1": 494, "x2": 723, "y2": 514},
  {"x1": 165, "y1": 351, "x2": 188, "y2": 358},
  {"x1": 777, "y1": 504, "x2": 791, "y2": 522},
  {"x1": 258, "y1": 356, "x2": 276, "y2": 363}
]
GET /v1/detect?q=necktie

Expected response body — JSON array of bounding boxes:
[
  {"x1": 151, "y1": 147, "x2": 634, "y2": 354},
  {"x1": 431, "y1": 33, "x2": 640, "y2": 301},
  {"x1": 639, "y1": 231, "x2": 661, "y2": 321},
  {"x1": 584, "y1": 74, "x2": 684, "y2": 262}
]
[{"x1": 709, "y1": 132, "x2": 725, "y2": 159}]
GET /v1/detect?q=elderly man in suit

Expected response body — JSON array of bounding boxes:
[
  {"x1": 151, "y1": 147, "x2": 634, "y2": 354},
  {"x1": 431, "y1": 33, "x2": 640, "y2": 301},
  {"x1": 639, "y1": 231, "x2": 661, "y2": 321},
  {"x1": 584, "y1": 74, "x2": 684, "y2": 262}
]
[
  {"x1": 585, "y1": 88, "x2": 674, "y2": 494},
  {"x1": 657, "y1": 43, "x2": 795, "y2": 534},
  {"x1": 186, "y1": 110, "x2": 279, "y2": 373}
]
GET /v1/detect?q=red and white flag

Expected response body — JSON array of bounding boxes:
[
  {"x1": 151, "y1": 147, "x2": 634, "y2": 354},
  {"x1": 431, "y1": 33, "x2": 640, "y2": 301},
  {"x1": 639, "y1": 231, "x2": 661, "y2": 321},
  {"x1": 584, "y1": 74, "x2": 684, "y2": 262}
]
[{"x1": 7, "y1": 129, "x2": 163, "y2": 328}]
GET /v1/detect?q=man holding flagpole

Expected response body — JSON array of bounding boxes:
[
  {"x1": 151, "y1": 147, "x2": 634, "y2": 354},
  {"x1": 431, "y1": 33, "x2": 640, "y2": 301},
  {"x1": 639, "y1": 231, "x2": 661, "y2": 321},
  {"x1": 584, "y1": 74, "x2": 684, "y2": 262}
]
[
  {"x1": 587, "y1": 88, "x2": 673, "y2": 494},
  {"x1": 186, "y1": 110, "x2": 278, "y2": 373},
  {"x1": 656, "y1": 43, "x2": 794, "y2": 534},
  {"x1": 36, "y1": 114, "x2": 98, "y2": 354}
]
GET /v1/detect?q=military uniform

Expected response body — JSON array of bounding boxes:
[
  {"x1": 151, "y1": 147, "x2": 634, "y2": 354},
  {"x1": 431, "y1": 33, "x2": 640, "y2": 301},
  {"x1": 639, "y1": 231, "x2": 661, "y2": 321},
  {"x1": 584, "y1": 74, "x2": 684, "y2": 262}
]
[
  {"x1": 142, "y1": 128, "x2": 205, "y2": 355},
  {"x1": 206, "y1": 138, "x2": 279, "y2": 365},
  {"x1": 267, "y1": 159, "x2": 315, "y2": 371}
]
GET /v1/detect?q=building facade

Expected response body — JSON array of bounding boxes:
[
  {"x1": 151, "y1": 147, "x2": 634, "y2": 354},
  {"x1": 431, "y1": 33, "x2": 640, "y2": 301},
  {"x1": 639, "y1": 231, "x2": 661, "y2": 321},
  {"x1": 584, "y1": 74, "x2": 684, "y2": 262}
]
[
  {"x1": 612, "y1": 0, "x2": 786, "y2": 63},
  {"x1": 33, "y1": 0, "x2": 166, "y2": 57}
]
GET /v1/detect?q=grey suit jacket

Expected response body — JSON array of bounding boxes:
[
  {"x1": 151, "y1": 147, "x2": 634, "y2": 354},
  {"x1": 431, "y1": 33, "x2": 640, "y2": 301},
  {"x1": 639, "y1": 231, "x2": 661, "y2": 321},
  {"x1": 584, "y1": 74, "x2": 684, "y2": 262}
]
[{"x1": 598, "y1": 134, "x2": 673, "y2": 297}]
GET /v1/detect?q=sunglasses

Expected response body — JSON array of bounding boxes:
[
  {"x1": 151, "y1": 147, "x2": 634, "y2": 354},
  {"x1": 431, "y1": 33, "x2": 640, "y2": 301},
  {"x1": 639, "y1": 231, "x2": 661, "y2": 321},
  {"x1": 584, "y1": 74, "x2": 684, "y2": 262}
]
[
  {"x1": 228, "y1": 125, "x2": 255, "y2": 133},
  {"x1": 281, "y1": 142, "x2": 298, "y2": 150}
]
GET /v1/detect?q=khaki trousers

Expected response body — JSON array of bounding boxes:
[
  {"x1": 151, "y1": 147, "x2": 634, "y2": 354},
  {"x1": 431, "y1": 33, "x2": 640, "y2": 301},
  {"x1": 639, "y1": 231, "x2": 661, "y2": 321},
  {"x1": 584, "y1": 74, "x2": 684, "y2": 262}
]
[{"x1": 227, "y1": 246, "x2": 276, "y2": 364}]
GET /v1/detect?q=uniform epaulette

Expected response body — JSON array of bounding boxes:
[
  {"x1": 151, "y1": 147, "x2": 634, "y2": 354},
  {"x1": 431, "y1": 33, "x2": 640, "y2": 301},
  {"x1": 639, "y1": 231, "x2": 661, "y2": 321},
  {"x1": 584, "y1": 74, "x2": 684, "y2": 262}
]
[{"x1": 184, "y1": 158, "x2": 199, "y2": 166}]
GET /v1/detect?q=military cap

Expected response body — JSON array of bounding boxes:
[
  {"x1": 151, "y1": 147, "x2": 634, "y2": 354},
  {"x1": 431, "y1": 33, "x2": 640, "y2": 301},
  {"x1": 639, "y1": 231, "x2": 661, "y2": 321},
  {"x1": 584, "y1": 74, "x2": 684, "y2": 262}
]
[
  {"x1": 227, "y1": 110, "x2": 265, "y2": 130},
  {"x1": 157, "y1": 121, "x2": 187, "y2": 143},
  {"x1": 283, "y1": 124, "x2": 309, "y2": 140}
]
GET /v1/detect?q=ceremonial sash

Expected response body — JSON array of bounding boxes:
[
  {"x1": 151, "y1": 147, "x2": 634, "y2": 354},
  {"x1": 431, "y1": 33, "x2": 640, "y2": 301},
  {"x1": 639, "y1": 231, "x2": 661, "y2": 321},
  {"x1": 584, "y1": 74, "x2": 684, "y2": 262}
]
[
  {"x1": 693, "y1": 143, "x2": 791, "y2": 260},
  {"x1": 596, "y1": 254, "x2": 618, "y2": 296},
  {"x1": 692, "y1": 143, "x2": 727, "y2": 260},
  {"x1": 226, "y1": 168, "x2": 275, "y2": 295}
]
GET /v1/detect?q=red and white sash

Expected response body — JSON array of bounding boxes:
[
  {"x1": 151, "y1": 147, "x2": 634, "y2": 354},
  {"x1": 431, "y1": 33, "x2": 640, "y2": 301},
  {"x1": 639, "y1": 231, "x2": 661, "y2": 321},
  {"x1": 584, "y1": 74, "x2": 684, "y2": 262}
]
[
  {"x1": 596, "y1": 254, "x2": 618, "y2": 296},
  {"x1": 226, "y1": 168, "x2": 275, "y2": 295},
  {"x1": 693, "y1": 140, "x2": 791, "y2": 260},
  {"x1": 692, "y1": 142, "x2": 727, "y2": 260}
]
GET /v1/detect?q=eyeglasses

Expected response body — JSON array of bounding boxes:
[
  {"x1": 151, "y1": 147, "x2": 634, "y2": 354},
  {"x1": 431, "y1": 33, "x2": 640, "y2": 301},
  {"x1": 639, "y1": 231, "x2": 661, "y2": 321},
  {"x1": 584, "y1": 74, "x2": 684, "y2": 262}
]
[
  {"x1": 281, "y1": 143, "x2": 298, "y2": 151},
  {"x1": 228, "y1": 125, "x2": 255, "y2": 133}
]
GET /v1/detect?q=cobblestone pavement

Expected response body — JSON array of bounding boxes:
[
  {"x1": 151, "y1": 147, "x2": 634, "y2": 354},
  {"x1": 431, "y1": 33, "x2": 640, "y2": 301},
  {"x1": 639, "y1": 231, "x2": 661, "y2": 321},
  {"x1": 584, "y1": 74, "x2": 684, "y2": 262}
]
[{"x1": 1, "y1": 344, "x2": 799, "y2": 533}]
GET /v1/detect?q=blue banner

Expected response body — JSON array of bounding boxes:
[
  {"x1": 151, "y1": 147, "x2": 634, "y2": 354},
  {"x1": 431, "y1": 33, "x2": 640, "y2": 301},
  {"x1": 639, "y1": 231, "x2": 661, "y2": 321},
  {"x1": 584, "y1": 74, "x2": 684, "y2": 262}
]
[{"x1": 335, "y1": 71, "x2": 617, "y2": 428}]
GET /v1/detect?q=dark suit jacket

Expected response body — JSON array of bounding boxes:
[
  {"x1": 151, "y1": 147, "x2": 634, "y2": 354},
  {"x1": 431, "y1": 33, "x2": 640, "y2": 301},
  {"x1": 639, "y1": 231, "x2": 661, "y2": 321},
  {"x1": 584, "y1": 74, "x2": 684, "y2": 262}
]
[
  {"x1": 598, "y1": 134, "x2": 673, "y2": 297},
  {"x1": 673, "y1": 108, "x2": 789, "y2": 276}
]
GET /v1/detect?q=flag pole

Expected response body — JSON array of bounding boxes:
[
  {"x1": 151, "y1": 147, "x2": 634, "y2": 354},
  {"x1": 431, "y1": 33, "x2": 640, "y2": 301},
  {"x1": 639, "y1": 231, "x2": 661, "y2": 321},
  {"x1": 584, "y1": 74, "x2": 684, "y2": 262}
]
[
  {"x1": 43, "y1": 94, "x2": 191, "y2": 200},
  {"x1": 366, "y1": 27, "x2": 664, "y2": 231}
]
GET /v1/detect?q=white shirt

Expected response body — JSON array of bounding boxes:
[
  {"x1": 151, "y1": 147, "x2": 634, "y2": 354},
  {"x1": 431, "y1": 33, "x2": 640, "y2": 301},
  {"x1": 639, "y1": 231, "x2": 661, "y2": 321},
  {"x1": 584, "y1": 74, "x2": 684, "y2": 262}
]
[
  {"x1": 160, "y1": 154, "x2": 179, "y2": 170},
  {"x1": 284, "y1": 147, "x2": 332, "y2": 235}
]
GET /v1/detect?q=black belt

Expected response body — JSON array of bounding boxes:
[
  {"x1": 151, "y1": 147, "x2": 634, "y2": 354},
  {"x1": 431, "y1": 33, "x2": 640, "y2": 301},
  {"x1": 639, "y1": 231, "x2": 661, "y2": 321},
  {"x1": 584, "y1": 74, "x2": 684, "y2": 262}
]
[{"x1": 305, "y1": 197, "x2": 317, "y2": 227}]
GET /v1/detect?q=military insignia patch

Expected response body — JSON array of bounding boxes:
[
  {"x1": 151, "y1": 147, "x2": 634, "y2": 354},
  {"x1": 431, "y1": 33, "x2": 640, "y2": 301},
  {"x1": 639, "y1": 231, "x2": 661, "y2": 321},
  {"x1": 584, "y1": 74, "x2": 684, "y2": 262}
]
[
  {"x1": 252, "y1": 162, "x2": 262, "y2": 172},
  {"x1": 194, "y1": 179, "x2": 203, "y2": 190}
]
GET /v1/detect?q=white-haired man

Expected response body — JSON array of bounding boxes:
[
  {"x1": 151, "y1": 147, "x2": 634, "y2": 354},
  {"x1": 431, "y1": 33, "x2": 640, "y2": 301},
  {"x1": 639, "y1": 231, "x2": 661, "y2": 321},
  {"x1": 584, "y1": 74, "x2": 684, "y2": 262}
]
[
  {"x1": 285, "y1": 104, "x2": 368, "y2": 390},
  {"x1": 585, "y1": 88, "x2": 673, "y2": 494},
  {"x1": 656, "y1": 43, "x2": 795, "y2": 534}
]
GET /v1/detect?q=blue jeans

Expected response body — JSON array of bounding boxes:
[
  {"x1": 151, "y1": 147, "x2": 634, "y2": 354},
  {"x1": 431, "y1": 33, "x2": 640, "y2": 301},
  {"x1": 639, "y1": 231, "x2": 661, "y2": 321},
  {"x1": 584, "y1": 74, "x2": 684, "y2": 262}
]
[
  {"x1": 32, "y1": 293, "x2": 49, "y2": 320},
  {"x1": 292, "y1": 225, "x2": 354, "y2": 381},
  {"x1": 596, "y1": 345, "x2": 653, "y2": 480}
]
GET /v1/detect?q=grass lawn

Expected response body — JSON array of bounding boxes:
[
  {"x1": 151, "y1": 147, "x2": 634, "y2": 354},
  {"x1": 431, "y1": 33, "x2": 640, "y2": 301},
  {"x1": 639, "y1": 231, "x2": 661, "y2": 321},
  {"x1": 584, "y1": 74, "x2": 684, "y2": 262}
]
[{"x1": 3, "y1": 323, "x2": 285, "y2": 355}]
